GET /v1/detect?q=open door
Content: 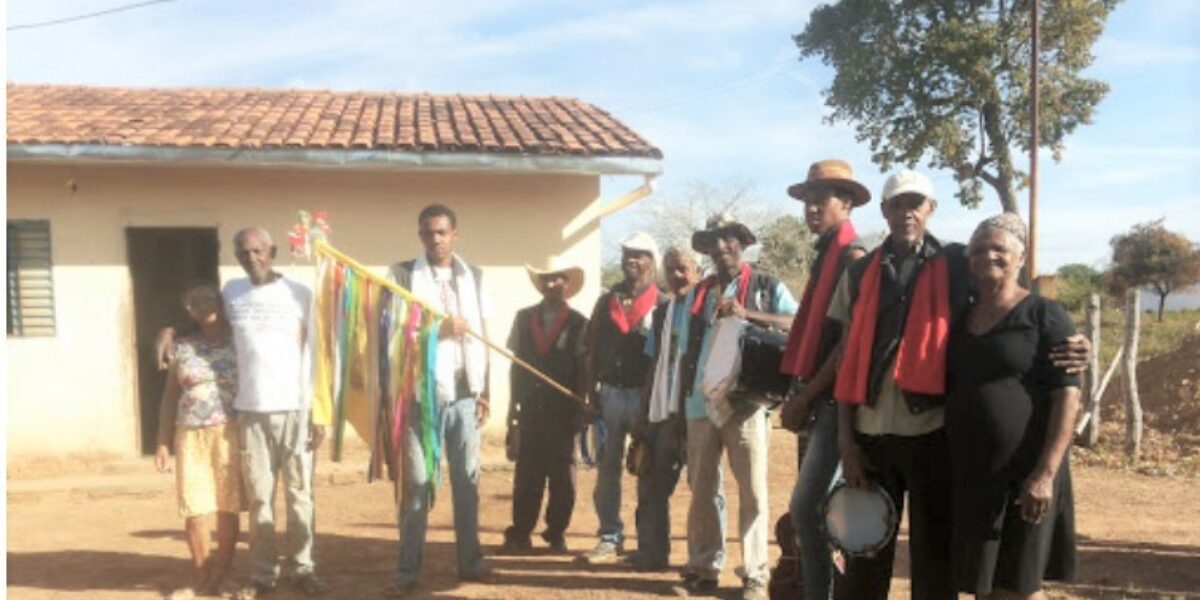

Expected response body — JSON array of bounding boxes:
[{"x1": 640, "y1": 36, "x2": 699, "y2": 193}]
[{"x1": 127, "y1": 228, "x2": 220, "y2": 455}]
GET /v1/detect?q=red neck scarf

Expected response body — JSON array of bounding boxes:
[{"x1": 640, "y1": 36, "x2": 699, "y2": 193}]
[
  {"x1": 834, "y1": 250, "x2": 951, "y2": 404},
  {"x1": 609, "y1": 284, "x2": 659, "y2": 334},
  {"x1": 530, "y1": 303, "x2": 570, "y2": 356},
  {"x1": 780, "y1": 220, "x2": 857, "y2": 378},
  {"x1": 690, "y1": 262, "x2": 751, "y2": 315}
]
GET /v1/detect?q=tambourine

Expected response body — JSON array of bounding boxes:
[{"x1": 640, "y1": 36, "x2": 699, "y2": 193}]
[
  {"x1": 578, "y1": 417, "x2": 607, "y2": 468},
  {"x1": 820, "y1": 481, "x2": 899, "y2": 559}
]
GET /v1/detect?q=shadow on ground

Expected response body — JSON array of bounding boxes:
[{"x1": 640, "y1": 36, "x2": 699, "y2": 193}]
[{"x1": 1055, "y1": 536, "x2": 1200, "y2": 598}]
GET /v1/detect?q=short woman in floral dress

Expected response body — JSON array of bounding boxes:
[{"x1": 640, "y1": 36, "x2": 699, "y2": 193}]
[{"x1": 155, "y1": 281, "x2": 242, "y2": 599}]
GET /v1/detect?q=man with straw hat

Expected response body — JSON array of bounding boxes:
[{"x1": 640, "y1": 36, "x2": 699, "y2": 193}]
[
  {"x1": 675, "y1": 213, "x2": 798, "y2": 600},
  {"x1": 499, "y1": 257, "x2": 589, "y2": 555},
  {"x1": 775, "y1": 159, "x2": 869, "y2": 600},
  {"x1": 579, "y1": 231, "x2": 666, "y2": 565}
]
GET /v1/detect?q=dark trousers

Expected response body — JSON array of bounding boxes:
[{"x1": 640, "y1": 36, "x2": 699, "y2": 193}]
[
  {"x1": 835, "y1": 429, "x2": 955, "y2": 600},
  {"x1": 505, "y1": 409, "x2": 577, "y2": 543}
]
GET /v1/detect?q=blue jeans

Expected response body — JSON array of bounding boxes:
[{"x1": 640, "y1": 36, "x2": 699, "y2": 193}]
[
  {"x1": 394, "y1": 396, "x2": 484, "y2": 585},
  {"x1": 634, "y1": 418, "x2": 684, "y2": 565},
  {"x1": 788, "y1": 399, "x2": 841, "y2": 600},
  {"x1": 593, "y1": 384, "x2": 640, "y2": 545}
]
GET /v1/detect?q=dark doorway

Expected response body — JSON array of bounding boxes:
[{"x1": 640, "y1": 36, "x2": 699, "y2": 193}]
[{"x1": 127, "y1": 228, "x2": 220, "y2": 455}]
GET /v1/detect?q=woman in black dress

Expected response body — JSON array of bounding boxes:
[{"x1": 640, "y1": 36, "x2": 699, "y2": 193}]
[{"x1": 947, "y1": 213, "x2": 1082, "y2": 599}]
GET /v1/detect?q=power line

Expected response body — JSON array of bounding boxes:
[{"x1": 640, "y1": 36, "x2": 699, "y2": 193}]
[
  {"x1": 614, "y1": 55, "x2": 796, "y2": 118},
  {"x1": 7, "y1": 0, "x2": 180, "y2": 32}
]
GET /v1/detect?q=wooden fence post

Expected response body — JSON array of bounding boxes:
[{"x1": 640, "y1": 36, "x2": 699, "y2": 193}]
[
  {"x1": 1123, "y1": 289, "x2": 1143, "y2": 461},
  {"x1": 1080, "y1": 293, "x2": 1102, "y2": 447}
]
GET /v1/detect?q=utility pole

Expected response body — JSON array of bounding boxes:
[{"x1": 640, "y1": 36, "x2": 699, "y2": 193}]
[{"x1": 1029, "y1": 0, "x2": 1041, "y2": 285}]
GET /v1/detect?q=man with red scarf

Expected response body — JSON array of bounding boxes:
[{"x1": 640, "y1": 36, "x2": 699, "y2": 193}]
[
  {"x1": 674, "y1": 213, "x2": 797, "y2": 600},
  {"x1": 500, "y1": 260, "x2": 589, "y2": 555},
  {"x1": 579, "y1": 231, "x2": 666, "y2": 564},
  {"x1": 827, "y1": 170, "x2": 967, "y2": 600},
  {"x1": 776, "y1": 160, "x2": 870, "y2": 600},
  {"x1": 829, "y1": 171, "x2": 1088, "y2": 599}
]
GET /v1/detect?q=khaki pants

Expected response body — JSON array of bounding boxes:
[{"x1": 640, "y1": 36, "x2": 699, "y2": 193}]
[
  {"x1": 238, "y1": 411, "x2": 315, "y2": 585},
  {"x1": 685, "y1": 406, "x2": 771, "y2": 584}
]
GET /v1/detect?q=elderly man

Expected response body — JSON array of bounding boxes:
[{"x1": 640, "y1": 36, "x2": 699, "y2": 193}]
[
  {"x1": 675, "y1": 214, "x2": 797, "y2": 600},
  {"x1": 156, "y1": 227, "x2": 329, "y2": 599},
  {"x1": 227, "y1": 227, "x2": 329, "y2": 599},
  {"x1": 579, "y1": 231, "x2": 666, "y2": 564},
  {"x1": 830, "y1": 171, "x2": 1089, "y2": 600},
  {"x1": 829, "y1": 170, "x2": 969, "y2": 600},
  {"x1": 387, "y1": 203, "x2": 492, "y2": 596},
  {"x1": 624, "y1": 247, "x2": 703, "y2": 571},
  {"x1": 777, "y1": 160, "x2": 869, "y2": 600},
  {"x1": 500, "y1": 259, "x2": 589, "y2": 555}
]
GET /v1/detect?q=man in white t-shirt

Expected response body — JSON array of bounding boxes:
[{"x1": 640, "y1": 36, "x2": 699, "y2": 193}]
[
  {"x1": 385, "y1": 204, "x2": 492, "y2": 596},
  {"x1": 189, "y1": 227, "x2": 329, "y2": 599}
]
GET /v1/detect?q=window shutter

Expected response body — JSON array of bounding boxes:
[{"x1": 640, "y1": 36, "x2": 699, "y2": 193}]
[{"x1": 7, "y1": 220, "x2": 56, "y2": 337}]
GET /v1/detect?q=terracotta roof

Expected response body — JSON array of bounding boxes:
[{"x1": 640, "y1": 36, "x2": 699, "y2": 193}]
[{"x1": 6, "y1": 83, "x2": 662, "y2": 159}]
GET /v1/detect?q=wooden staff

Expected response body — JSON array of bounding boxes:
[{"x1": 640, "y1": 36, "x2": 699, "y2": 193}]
[{"x1": 314, "y1": 239, "x2": 587, "y2": 408}]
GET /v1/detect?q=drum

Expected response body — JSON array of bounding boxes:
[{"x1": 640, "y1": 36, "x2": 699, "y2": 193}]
[
  {"x1": 820, "y1": 481, "x2": 899, "y2": 558},
  {"x1": 733, "y1": 324, "x2": 791, "y2": 403},
  {"x1": 701, "y1": 318, "x2": 790, "y2": 409}
]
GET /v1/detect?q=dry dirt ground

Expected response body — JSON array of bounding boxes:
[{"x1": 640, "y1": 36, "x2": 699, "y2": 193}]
[{"x1": 8, "y1": 430, "x2": 1200, "y2": 600}]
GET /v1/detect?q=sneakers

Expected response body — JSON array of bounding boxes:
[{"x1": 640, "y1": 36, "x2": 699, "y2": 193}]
[
  {"x1": 579, "y1": 540, "x2": 623, "y2": 564},
  {"x1": 741, "y1": 578, "x2": 768, "y2": 600},
  {"x1": 671, "y1": 573, "x2": 718, "y2": 597}
]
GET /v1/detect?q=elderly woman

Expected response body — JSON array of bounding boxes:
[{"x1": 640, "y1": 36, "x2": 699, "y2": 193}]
[
  {"x1": 155, "y1": 281, "x2": 242, "y2": 600},
  {"x1": 947, "y1": 214, "x2": 1081, "y2": 600}
]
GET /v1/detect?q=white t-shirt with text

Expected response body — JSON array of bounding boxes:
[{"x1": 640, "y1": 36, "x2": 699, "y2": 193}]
[{"x1": 223, "y1": 276, "x2": 312, "y2": 414}]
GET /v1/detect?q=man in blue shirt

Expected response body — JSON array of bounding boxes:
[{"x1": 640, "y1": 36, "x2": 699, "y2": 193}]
[{"x1": 675, "y1": 213, "x2": 797, "y2": 600}]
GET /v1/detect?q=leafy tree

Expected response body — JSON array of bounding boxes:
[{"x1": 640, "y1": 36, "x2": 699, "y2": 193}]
[
  {"x1": 795, "y1": 0, "x2": 1119, "y2": 212},
  {"x1": 756, "y1": 215, "x2": 816, "y2": 296},
  {"x1": 1055, "y1": 262, "x2": 1103, "y2": 311},
  {"x1": 1108, "y1": 219, "x2": 1200, "y2": 321}
]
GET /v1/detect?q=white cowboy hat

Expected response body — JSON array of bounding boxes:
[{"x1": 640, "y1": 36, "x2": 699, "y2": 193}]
[{"x1": 524, "y1": 256, "x2": 585, "y2": 300}]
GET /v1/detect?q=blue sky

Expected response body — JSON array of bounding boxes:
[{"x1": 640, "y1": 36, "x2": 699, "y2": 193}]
[{"x1": 7, "y1": 0, "x2": 1198, "y2": 272}]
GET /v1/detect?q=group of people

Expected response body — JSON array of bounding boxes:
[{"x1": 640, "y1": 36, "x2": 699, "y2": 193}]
[{"x1": 153, "y1": 161, "x2": 1089, "y2": 600}]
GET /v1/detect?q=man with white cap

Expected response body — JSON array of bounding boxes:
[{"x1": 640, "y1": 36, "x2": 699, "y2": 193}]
[
  {"x1": 826, "y1": 169, "x2": 964, "y2": 600},
  {"x1": 579, "y1": 231, "x2": 666, "y2": 564},
  {"x1": 500, "y1": 258, "x2": 589, "y2": 555}
]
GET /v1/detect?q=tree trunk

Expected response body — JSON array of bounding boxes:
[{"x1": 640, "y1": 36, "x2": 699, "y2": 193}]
[
  {"x1": 1123, "y1": 289, "x2": 1142, "y2": 461},
  {"x1": 1079, "y1": 293, "x2": 1102, "y2": 447},
  {"x1": 981, "y1": 99, "x2": 1019, "y2": 214},
  {"x1": 1158, "y1": 292, "x2": 1166, "y2": 322}
]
